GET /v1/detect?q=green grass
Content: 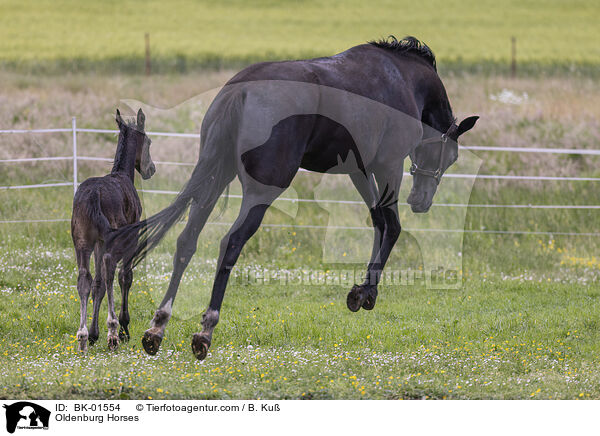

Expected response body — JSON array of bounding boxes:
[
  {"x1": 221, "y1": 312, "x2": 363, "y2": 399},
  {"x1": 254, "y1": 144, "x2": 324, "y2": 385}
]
[
  {"x1": 1, "y1": 71, "x2": 600, "y2": 399},
  {"x1": 0, "y1": 222, "x2": 599, "y2": 400},
  {"x1": 0, "y1": 169, "x2": 599, "y2": 399},
  {"x1": 1, "y1": 0, "x2": 599, "y2": 74}
]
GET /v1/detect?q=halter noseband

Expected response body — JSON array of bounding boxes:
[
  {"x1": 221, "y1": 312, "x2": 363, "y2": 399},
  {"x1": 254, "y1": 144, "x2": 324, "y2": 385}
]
[{"x1": 409, "y1": 130, "x2": 450, "y2": 185}]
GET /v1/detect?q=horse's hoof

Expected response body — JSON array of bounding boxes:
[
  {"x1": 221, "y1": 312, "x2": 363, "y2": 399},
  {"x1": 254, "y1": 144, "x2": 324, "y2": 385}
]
[
  {"x1": 77, "y1": 333, "x2": 88, "y2": 353},
  {"x1": 191, "y1": 333, "x2": 211, "y2": 361},
  {"x1": 88, "y1": 333, "x2": 98, "y2": 346},
  {"x1": 107, "y1": 335, "x2": 119, "y2": 351},
  {"x1": 362, "y1": 287, "x2": 378, "y2": 310},
  {"x1": 119, "y1": 326, "x2": 130, "y2": 342},
  {"x1": 142, "y1": 330, "x2": 163, "y2": 355},
  {"x1": 347, "y1": 284, "x2": 366, "y2": 312}
]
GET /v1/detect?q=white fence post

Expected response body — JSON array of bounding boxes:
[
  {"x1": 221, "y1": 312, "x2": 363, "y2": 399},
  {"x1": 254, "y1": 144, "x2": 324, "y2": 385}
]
[{"x1": 72, "y1": 117, "x2": 77, "y2": 196}]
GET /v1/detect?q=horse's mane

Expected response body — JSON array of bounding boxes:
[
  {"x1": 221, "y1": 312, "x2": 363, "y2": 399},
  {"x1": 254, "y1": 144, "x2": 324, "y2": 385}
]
[
  {"x1": 112, "y1": 118, "x2": 140, "y2": 174},
  {"x1": 369, "y1": 36, "x2": 436, "y2": 71}
]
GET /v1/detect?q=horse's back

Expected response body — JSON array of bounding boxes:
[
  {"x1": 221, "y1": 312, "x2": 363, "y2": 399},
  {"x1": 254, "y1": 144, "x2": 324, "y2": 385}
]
[
  {"x1": 71, "y1": 174, "x2": 141, "y2": 244},
  {"x1": 226, "y1": 44, "x2": 429, "y2": 114}
]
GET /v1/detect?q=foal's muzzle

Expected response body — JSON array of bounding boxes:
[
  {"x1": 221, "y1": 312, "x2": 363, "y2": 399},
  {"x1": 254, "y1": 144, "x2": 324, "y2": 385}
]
[{"x1": 142, "y1": 162, "x2": 156, "y2": 180}]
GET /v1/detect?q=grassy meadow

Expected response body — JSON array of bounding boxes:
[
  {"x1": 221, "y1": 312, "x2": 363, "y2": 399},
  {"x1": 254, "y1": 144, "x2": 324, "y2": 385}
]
[
  {"x1": 1, "y1": 70, "x2": 599, "y2": 399},
  {"x1": 1, "y1": 0, "x2": 599, "y2": 400}
]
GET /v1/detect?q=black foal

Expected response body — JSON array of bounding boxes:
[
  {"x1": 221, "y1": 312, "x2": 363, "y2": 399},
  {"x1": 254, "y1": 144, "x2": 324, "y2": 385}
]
[{"x1": 71, "y1": 109, "x2": 155, "y2": 352}]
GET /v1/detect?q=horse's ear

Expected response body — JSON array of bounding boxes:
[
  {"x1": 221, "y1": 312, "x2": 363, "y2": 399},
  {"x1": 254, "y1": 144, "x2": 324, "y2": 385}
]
[
  {"x1": 137, "y1": 108, "x2": 145, "y2": 131},
  {"x1": 457, "y1": 116, "x2": 479, "y2": 137},
  {"x1": 115, "y1": 109, "x2": 125, "y2": 129}
]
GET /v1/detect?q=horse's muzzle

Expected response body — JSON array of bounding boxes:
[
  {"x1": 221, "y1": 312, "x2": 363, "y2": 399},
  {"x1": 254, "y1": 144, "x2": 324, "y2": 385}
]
[
  {"x1": 142, "y1": 162, "x2": 156, "y2": 180},
  {"x1": 407, "y1": 189, "x2": 432, "y2": 213},
  {"x1": 410, "y1": 201, "x2": 432, "y2": 213}
]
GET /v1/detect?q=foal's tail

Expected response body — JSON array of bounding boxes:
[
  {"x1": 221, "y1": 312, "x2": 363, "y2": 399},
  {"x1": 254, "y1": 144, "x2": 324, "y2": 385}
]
[
  {"x1": 107, "y1": 153, "x2": 231, "y2": 268},
  {"x1": 86, "y1": 190, "x2": 113, "y2": 237}
]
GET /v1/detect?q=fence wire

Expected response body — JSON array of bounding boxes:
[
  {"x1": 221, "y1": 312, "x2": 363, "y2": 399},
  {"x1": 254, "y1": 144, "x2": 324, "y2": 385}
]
[{"x1": 0, "y1": 122, "x2": 598, "y2": 235}]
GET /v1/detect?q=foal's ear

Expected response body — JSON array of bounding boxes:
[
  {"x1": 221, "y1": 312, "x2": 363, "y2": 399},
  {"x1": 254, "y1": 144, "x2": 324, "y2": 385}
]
[
  {"x1": 137, "y1": 108, "x2": 145, "y2": 131},
  {"x1": 457, "y1": 116, "x2": 479, "y2": 137},
  {"x1": 115, "y1": 109, "x2": 126, "y2": 129}
]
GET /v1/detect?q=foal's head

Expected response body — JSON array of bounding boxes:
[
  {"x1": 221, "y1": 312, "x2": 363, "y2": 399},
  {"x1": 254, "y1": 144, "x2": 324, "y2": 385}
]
[
  {"x1": 407, "y1": 116, "x2": 479, "y2": 213},
  {"x1": 115, "y1": 108, "x2": 156, "y2": 180}
]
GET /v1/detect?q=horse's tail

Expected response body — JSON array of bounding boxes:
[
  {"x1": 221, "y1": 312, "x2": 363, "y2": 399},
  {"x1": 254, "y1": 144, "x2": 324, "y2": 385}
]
[
  {"x1": 107, "y1": 148, "x2": 231, "y2": 267},
  {"x1": 86, "y1": 190, "x2": 113, "y2": 237},
  {"x1": 107, "y1": 86, "x2": 247, "y2": 267},
  {"x1": 107, "y1": 151, "x2": 232, "y2": 268}
]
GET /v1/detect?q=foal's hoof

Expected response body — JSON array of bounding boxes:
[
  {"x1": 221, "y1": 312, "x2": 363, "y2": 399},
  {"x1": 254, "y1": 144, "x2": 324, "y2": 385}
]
[
  {"x1": 119, "y1": 326, "x2": 130, "y2": 342},
  {"x1": 107, "y1": 335, "x2": 119, "y2": 351},
  {"x1": 88, "y1": 331, "x2": 99, "y2": 346},
  {"x1": 77, "y1": 333, "x2": 88, "y2": 353},
  {"x1": 142, "y1": 329, "x2": 163, "y2": 355},
  {"x1": 191, "y1": 334, "x2": 211, "y2": 361}
]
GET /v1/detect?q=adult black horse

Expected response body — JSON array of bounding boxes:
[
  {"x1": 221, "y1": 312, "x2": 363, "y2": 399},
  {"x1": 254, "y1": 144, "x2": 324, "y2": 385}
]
[{"x1": 109, "y1": 36, "x2": 478, "y2": 360}]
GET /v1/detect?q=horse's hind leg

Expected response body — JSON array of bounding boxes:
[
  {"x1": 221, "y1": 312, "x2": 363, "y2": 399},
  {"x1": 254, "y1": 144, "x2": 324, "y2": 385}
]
[
  {"x1": 142, "y1": 200, "x2": 221, "y2": 355},
  {"x1": 75, "y1": 246, "x2": 93, "y2": 352},
  {"x1": 89, "y1": 243, "x2": 105, "y2": 345},
  {"x1": 118, "y1": 262, "x2": 133, "y2": 341},
  {"x1": 192, "y1": 190, "x2": 279, "y2": 360},
  {"x1": 102, "y1": 252, "x2": 119, "y2": 350}
]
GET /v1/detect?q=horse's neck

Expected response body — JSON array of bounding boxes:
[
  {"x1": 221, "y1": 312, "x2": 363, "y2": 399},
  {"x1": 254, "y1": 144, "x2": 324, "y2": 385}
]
[
  {"x1": 421, "y1": 83, "x2": 455, "y2": 135},
  {"x1": 422, "y1": 103, "x2": 454, "y2": 136},
  {"x1": 111, "y1": 132, "x2": 136, "y2": 181}
]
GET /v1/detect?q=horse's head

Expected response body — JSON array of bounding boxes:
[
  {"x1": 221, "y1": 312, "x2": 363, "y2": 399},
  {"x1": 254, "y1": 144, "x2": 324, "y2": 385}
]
[
  {"x1": 115, "y1": 108, "x2": 156, "y2": 180},
  {"x1": 407, "y1": 115, "x2": 479, "y2": 213}
]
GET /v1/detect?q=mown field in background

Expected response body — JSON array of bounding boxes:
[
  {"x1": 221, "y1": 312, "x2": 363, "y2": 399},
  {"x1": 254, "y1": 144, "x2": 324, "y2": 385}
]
[
  {"x1": 1, "y1": 71, "x2": 599, "y2": 399},
  {"x1": 0, "y1": 0, "x2": 599, "y2": 74}
]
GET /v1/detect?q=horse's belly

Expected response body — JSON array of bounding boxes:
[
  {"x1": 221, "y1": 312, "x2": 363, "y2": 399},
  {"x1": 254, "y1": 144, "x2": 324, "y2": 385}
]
[
  {"x1": 300, "y1": 115, "x2": 371, "y2": 174},
  {"x1": 300, "y1": 144, "x2": 364, "y2": 174}
]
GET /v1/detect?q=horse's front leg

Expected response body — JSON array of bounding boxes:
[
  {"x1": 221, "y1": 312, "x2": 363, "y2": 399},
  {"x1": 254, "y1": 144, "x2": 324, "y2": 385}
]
[{"x1": 347, "y1": 173, "x2": 401, "y2": 312}]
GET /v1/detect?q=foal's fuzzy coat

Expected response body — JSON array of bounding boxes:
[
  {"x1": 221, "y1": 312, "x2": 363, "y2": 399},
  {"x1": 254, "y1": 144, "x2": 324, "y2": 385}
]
[{"x1": 71, "y1": 109, "x2": 155, "y2": 352}]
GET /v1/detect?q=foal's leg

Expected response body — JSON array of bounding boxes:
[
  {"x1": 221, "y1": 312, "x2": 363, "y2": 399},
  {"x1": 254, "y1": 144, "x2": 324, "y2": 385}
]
[
  {"x1": 142, "y1": 200, "x2": 219, "y2": 355},
  {"x1": 75, "y1": 246, "x2": 93, "y2": 353},
  {"x1": 192, "y1": 191, "x2": 278, "y2": 360},
  {"x1": 118, "y1": 261, "x2": 133, "y2": 341},
  {"x1": 89, "y1": 243, "x2": 105, "y2": 345},
  {"x1": 347, "y1": 173, "x2": 401, "y2": 311},
  {"x1": 102, "y1": 252, "x2": 119, "y2": 350}
]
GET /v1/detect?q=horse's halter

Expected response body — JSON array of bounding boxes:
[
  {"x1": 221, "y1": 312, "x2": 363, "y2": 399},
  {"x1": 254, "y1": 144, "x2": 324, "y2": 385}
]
[{"x1": 409, "y1": 126, "x2": 453, "y2": 185}]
